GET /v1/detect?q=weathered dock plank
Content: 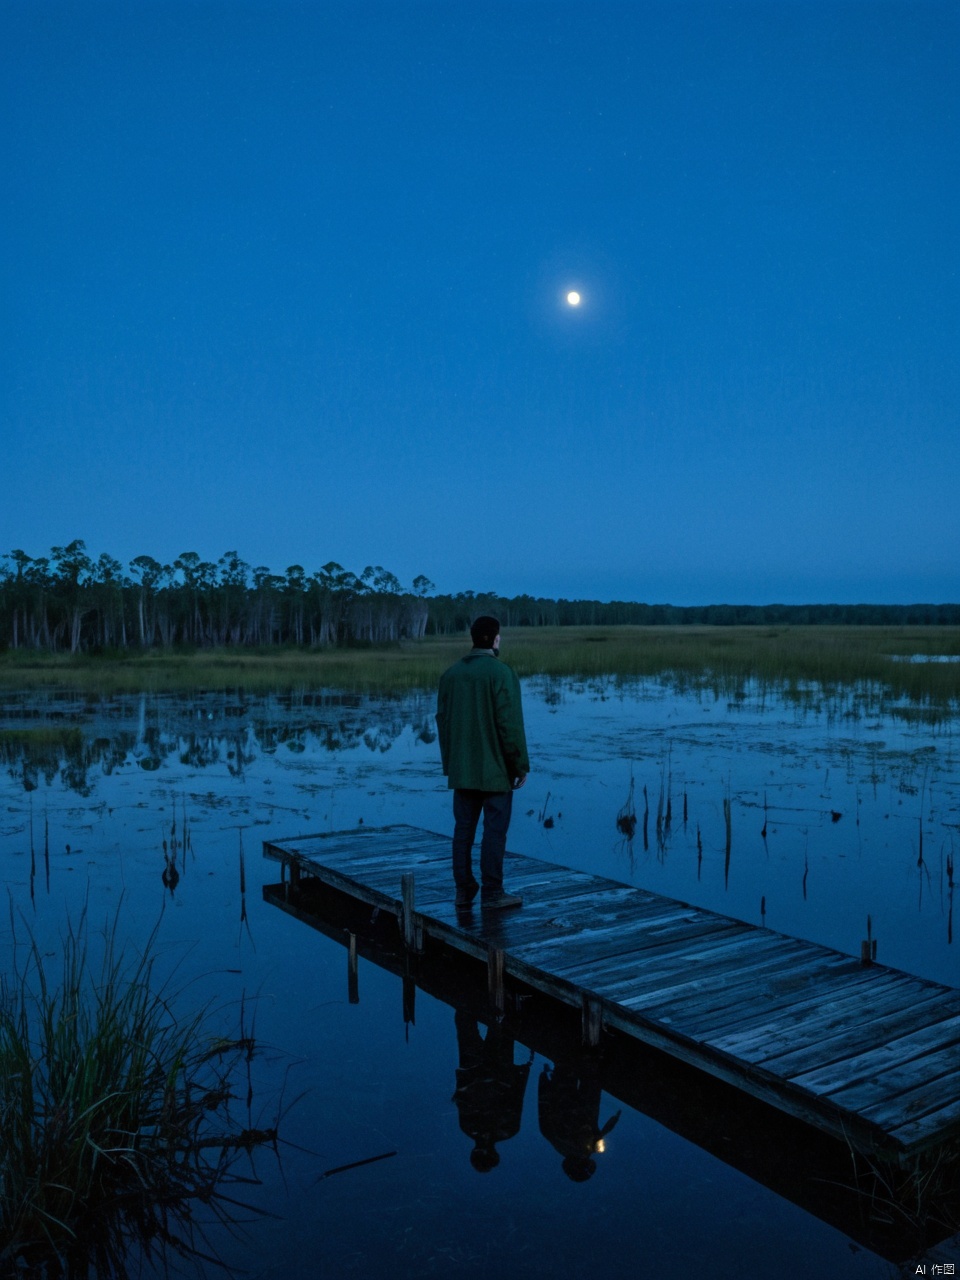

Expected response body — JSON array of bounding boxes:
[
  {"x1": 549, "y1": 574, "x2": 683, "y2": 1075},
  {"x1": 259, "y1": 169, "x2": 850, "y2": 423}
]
[
  {"x1": 892, "y1": 1097, "x2": 960, "y2": 1149},
  {"x1": 704, "y1": 970, "x2": 924, "y2": 1046},
  {"x1": 641, "y1": 952, "x2": 862, "y2": 1032},
  {"x1": 573, "y1": 934, "x2": 811, "y2": 1003},
  {"x1": 657, "y1": 954, "x2": 866, "y2": 1033},
  {"x1": 263, "y1": 824, "x2": 960, "y2": 1156},
  {"x1": 791, "y1": 1017, "x2": 960, "y2": 1098},
  {"x1": 864, "y1": 1062, "x2": 960, "y2": 1128},
  {"x1": 515, "y1": 910, "x2": 746, "y2": 969},
  {"x1": 743, "y1": 992, "x2": 960, "y2": 1076}
]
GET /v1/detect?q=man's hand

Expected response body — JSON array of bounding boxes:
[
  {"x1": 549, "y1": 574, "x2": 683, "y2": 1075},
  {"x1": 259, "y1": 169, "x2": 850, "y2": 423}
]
[{"x1": 512, "y1": 774, "x2": 528, "y2": 790}]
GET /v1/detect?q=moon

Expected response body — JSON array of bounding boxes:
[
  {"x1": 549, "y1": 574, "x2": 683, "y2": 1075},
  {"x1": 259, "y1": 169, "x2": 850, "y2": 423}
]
[{"x1": 566, "y1": 290, "x2": 581, "y2": 306}]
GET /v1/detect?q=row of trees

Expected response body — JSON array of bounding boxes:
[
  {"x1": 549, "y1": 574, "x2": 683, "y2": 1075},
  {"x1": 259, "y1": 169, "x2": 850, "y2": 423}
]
[
  {"x1": 1, "y1": 542, "x2": 957, "y2": 654},
  {"x1": 0, "y1": 542, "x2": 433, "y2": 653}
]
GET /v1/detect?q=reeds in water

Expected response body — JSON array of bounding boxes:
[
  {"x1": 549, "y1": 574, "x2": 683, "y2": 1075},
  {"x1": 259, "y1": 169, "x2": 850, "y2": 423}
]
[
  {"x1": 722, "y1": 791, "x2": 733, "y2": 887},
  {"x1": 0, "y1": 906, "x2": 273, "y2": 1277},
  {"x1": 844, "y1": 1139, "x2": 960, "y2": 1244},
  {"x1": 615, "y1": 773, "x2": 637, "y2": 841}
]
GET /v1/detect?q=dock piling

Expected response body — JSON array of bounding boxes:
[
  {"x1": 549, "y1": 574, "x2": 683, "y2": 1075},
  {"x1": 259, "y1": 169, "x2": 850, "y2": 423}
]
[
  {"x1": 402, "y1": 970, "x2": 416, "y2": 1027},
  {"x1": 347, "y1": 931, "x2": 359, "y2": 1003},
  {"x1": 488, "y1": 946, "x2": 505, "y2": 1014},
  {"x1": 582, "y1": 993, "x2": 602, "y2": 1047},
  {"x1": 860, "y1": 914, "x2": 877, "y2": 965},
  {"x1": 401, "y1": 872, "x2": 423, "y2": 953},
  {"x1": 282, "y1": 855, "x2": 302, "y2": 901}
]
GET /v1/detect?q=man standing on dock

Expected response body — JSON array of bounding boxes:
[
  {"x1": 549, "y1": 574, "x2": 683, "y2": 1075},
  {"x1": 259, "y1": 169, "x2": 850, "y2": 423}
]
[{"x1": 437, "y1": 615, "x2": 529, "y2": 911}]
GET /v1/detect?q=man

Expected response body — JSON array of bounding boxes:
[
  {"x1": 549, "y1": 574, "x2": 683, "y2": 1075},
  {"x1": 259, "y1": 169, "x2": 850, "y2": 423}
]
[{"x1": 436, "y1": 615, "x2": 529, "y2": 910}]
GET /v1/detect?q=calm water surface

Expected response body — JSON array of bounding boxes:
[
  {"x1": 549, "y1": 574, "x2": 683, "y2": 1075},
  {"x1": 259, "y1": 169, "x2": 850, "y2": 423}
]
[{"x1": 1, "y1": 678, "x2": 957, "y2": 1278}]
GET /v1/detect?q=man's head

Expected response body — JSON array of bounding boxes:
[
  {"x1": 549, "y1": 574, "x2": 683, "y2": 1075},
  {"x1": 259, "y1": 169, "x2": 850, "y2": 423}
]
[
  {"x1": 470, "y1": 1144, "x2": 500, "y2": 1173},
  {"x1": 470, "y1": 615, "x2": 501, "y2": 651},
  {"x1": 562, "y1": 1155, "x2": 597, "y2": 1182}
]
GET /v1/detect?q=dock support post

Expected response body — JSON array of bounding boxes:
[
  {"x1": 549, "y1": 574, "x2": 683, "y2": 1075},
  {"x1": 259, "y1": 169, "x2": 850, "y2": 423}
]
[
  {"x1": 282, "y1": 856, "x2": 302, "y2": 901},
  {"x1": 402, "y1": 971, "x2": 416, "y2": 1028},
  {"x1": 582, "y1": 994, "x2": 602, "y2": 1048},
  {"x1": 860, "y1": 915, "x2": 877, "y2": 966},
  {"x1": 487, "y1": 946, "x2": 505, "y2": 1014},
  {"x1": 347, "y1": 932, "x2": 359, "y2": 1004},
  {"x1": 401, "y1": 873, "x2": 423, "y2": 953}
]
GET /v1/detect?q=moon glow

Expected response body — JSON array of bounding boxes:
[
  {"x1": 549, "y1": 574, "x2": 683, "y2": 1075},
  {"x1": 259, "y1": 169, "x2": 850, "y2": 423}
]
[{"x1": 566, "y1": 290, "x2": 581, "y2": 306}]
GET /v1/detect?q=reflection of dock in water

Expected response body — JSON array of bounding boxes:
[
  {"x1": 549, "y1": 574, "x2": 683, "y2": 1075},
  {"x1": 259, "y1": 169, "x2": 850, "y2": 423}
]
[
  {"x1": 263, "y1": 857, "x2": 960, "y2": 1263},
  {"x1": 262, "y1": 826, "x2": 960, "y2": 1167}
]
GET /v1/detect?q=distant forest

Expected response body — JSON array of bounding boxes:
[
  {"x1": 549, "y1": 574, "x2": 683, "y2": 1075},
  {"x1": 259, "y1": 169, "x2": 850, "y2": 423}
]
[{"x1": 1, "y1": 542, "x2": 957, "y2": 654}]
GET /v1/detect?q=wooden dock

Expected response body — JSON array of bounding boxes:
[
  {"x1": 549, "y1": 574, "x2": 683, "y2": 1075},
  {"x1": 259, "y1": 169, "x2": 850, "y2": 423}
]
[{"x1": 263, "y1": 824, "x2": 960, "y2": 1159}]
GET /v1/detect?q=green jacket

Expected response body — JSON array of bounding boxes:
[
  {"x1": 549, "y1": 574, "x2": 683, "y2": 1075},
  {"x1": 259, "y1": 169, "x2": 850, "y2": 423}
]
[{"x1": 436, "y1": 650, "x2": 530, "y2": 792}]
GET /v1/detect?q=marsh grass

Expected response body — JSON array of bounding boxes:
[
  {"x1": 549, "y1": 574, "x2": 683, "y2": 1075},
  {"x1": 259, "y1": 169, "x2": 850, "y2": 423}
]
[
  {"x1": 0, "y1": 906, "x2": 273, "y2": 1278},
  {"x1": 841, "y1": 1141, "x2": 960, "y2": 1246},
  {"x1": 0, "y1": 626, "x2": 958, "y2": 706},
  {"x1": 502, "y1": 625, "x2": 960, "y2": 706}
]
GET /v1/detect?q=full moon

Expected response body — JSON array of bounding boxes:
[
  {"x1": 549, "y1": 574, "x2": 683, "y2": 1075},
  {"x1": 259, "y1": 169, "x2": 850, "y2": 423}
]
[{"x1": 566, "y1": 290, "x2": 581, "y2": 306}]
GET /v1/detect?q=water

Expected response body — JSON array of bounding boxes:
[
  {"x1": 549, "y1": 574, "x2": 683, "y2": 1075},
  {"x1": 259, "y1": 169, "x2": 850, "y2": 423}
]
[
  {"x1": 1, "y1": 678, "x2": 957, "y2": 1277},
  {"x1": 891, "y1": 655, "x2": 960, "y2": 663}
]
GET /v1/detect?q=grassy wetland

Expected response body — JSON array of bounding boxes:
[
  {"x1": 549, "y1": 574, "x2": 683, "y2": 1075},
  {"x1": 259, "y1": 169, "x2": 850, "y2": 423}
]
[
  {"x1": 1, "y1": 624, "x2": 958, "y2": 705},
  {"x1": 1, "y1": 623, "x2": 958, "y2": 1276}
]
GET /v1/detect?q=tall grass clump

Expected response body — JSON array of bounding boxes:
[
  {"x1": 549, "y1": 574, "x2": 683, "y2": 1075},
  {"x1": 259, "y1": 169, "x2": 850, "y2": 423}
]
[
  {"x1": 843, "y1": 1140, "x2": 960, "y2": 1247},
  {"x1": 0, "y1": 907, "x2": 270, "y2": 1277}
]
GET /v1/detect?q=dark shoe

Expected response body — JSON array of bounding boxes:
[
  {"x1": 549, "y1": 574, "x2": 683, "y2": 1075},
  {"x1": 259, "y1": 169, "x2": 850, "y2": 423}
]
[
  {"x1": 455, "y1": 879, "x2": 480, "y2": 908},
  {"x1": 481, "y1": 890, "x2": 523, "y2": 911}
]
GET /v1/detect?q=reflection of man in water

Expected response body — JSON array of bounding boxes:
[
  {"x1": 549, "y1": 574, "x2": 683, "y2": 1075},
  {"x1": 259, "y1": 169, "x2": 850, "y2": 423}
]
[
  {"x1": 538, "y1": 1061, "x2": 621, "y2": 1182},
  {"x1": 452, "y1": 1010, "x2": 531, "y2": 1172}
]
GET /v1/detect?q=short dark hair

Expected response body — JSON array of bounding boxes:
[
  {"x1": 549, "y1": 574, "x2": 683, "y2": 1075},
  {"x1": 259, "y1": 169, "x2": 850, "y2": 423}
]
[
  {"x1": 470, "y1": 1146, "x2": 500, "y2": 1172},
  {"x1": 470, "y1": 615, "x2": 500, "y2": 648}
]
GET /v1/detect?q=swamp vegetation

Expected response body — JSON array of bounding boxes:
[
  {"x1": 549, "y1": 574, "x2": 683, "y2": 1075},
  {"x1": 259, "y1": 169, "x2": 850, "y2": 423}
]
[
  {"x1": 0, "y1": 622, "x2": 958, "y2": 1276},
  {"x1": 1, "y1": 624, "x2": 958, "y2": 708},
  {"x1": 0, "y1": 910, "x2": 278, "y2": 1278}
]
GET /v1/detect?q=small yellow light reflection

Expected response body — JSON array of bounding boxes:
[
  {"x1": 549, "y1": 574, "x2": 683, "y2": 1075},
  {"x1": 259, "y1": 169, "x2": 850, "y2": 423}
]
[{"x1": 595, "y1": 1139, "x2": 606, "y2": 1154}]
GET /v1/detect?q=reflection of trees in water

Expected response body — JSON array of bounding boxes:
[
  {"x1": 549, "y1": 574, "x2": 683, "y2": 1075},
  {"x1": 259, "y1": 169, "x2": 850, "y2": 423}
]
[
  {"x1": 1, "y1": 690, "x2": 437, "y2": 795},
  {"x1": 179, "y1": 735, "x2": 223, "y2": 769},
  {"x1": 415, "y1": 717, "x2": 436, "y2": 744},
  {"x1": 226, "y1": 730, "x2": 257, "y2": 779}
]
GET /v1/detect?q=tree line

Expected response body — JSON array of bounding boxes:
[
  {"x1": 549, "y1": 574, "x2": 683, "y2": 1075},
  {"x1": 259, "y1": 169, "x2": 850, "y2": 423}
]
[
  {"x1": 1, "y1": 541, "x2": 957, "y2": 654},
  {"x1": 0, "y1": 542, "x2": 432, "y2": 653}
]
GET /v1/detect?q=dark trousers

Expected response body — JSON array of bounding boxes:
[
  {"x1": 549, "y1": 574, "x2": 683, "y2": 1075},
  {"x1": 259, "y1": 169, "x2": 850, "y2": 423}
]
[{"x1": 452, "y1": 789, "x2": 513, "y2": 892}]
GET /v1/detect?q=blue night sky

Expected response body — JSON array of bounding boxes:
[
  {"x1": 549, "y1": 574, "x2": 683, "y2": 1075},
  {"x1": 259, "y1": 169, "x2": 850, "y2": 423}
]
[{"x1": 3, "y1": 1, "x2": 958, "y2": 604}]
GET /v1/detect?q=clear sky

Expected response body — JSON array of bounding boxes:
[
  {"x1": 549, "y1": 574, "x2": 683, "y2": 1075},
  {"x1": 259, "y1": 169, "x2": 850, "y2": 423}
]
[{"x1": 3, "y1": 1, "x2": 957, "y2": 604}]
